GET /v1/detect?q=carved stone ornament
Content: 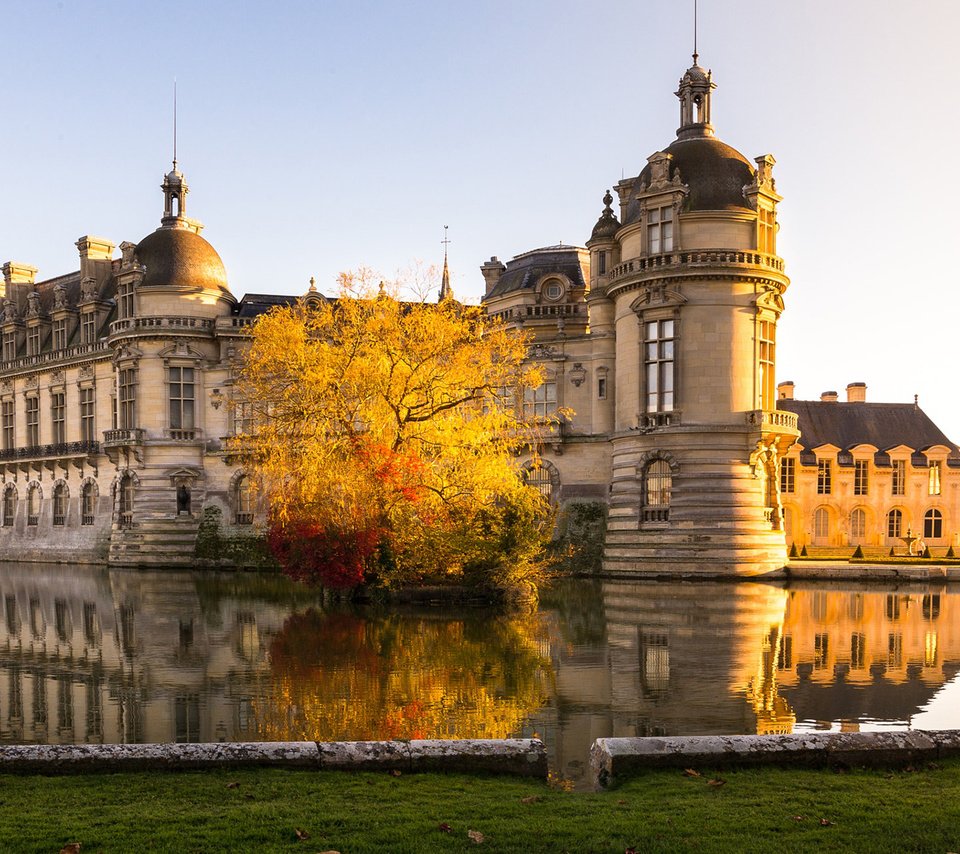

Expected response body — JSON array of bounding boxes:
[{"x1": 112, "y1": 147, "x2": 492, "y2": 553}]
[
  {"x1": 119, "y1": 241, "x2": 138, "y2": 267},
  {"x1": 25, "y1": 375, "x2": 38, "y2": 390},
  {"x1": 0, "y1": 380, "x2": 12, "y2": 394},
  {"x1": 80, "y1": 276, "x2": 98, "y2": 301},
  {"x1": 26, "y1": 290, "x2": 41, "y2": 318},
  {"x1": 631, "y1": 284, "x2": 687, "y2": 311},
  {"x1": 569, "y1": 363, "x2": 587, "y2": 387},
  {"x1": 53, "y1": 284, "x2": 68, "y2": 310},
  {"x1": 646, "y1": 152, "x2": 674, "y2": 192},
  {"x1": 79, "y1": 365, "x2": 95, "y2": 380},
  {"x1": 528, "y1": 343, "x2": 561, "y2": 360},
  {"x1": 2, "y1": 300, "x2": 17, "y2": 323},
  {"x1": 51, "y1": 369, "x2": 65, "y2": 386}
]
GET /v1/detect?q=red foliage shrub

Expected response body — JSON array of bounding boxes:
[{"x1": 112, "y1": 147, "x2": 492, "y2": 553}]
[{"x1": 267, "y1": 518, "x2": 381, "y2": 590}]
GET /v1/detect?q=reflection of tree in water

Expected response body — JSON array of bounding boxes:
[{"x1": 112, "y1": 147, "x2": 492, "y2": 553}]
[
  {"x1": 255, "y1": 609, "x2": 553, "y2": 742},
  {"x1": 538, "y1": 578, "x2": 607, "y2": 647}
]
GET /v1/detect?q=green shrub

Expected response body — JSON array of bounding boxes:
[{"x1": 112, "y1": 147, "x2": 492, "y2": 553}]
[
  {"x1": 788, "y1": 543, "x2": 798, "y2": 558},
  {"x1": 851, "y1": 545, "x2": 864, "y2": 559},
  {"x1": 800, "y1": 545, "x2": 808, "y2": 557}
]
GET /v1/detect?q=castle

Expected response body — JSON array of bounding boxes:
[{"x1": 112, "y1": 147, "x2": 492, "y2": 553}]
[{"x1": 1, "y1": 53, "x2": 956, "y2": 570}]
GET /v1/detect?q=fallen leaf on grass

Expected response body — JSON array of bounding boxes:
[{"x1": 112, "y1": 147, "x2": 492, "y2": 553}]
[
  {"x1": 60, "y1": 845, "x2": 81, "y2": 854},
  {"x1": 819, "y1": 819, "x2": 834, "y2": 827},
  {"x1": 617, "y1": 799, "x2": 628, "y2": 806},
  {"x1": 226, "y1": 781, "x2": 239, "y2": 789},
  {"x1": 682, "y1": 768, "x2": 701, "y2": 778},
  {"x1": 390, "y1": 769, "x2": 402, "y2": 777},
  {"x1": 792, "y1": 815, "x2": 805, "y2": 822},
  {"x1": 707, "y1": 778, "x2": 726, "y2": 787},
  {"x1": 625, "y1": 848, "x2": 638, "y2": 854},
  {"x1": 520, "y1": 796, "x2": 541, "y2": 805},
  {"x1": 294, "y1": 828, "x2": 311, "y2": 841},
  {"x1": 438, "y1": 823, "x2": 453, "y2": 833},
  {"x1": 467, "y1": 829, "x2": 485, "y2": 844}
]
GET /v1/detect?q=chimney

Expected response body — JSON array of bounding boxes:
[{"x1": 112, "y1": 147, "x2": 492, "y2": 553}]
[
  {"x1": 76, "y1": 235, "x2": 115, "y2": 282},
  {"x1": 1, "y1": 261, "x2": 38, "y2": 303},
  {"x1": 821, "y1": 390, "x2": 838, "y2": 403},
  {"x1": 846, "y1": 382, "x2": 867, "y2": 403},
  {"x1": 480, "y1": 256, "x2": 506, "y2": 297},
  {"x1": 777, "y1": 381, "x2": 795, "y2": 400}
]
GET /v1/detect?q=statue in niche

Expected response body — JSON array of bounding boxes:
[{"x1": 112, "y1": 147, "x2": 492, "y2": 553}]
[{"x1": 176, "y1": 484, "x2": 191, "y2": 515}]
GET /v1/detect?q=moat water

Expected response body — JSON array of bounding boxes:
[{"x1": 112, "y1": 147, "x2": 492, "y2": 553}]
[{"x1": 0, "y1": 564, "x2": 958, "y2": 788}]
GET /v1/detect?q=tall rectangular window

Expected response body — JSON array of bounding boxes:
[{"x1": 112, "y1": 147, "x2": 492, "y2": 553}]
[
  {"x1": 758, "y1": 319, "x2": 775, "y2": 410},
  {"x1": 26, "y1": 326, "x2": 40, "y2": 357},
  {"x1": 2, "y1": 331, "x2": 16, "y2": 361},
  {"x1": 523, "y1": 382, "x2": 557, "y2": 419},
  {"x1": 1, "y1": 400, "x2": 13, "y2": 451},
  {"x1": 854, "y1": 459, "x2": 869, "y2": 495},
  {"x1": 81, "y1": 312, "x2": 96, "y2": 345},
  {"x1": 51, "y1": 392, "x2": 65, "y2": 444},
  {"x1": 117, "y1": 284, "x2": 134, "y2": 320},
  {"x1": 597, "y1": 250, "x2": 607, "y2": 275},
  {"x1": 644, "y1": 319, "x2": 675, "y2": 413},
  {"x1": 80, "y1": 388, "x2": 95, "y2": 442},
  {"x1": 118, "y1": 368, "x2": 137, "y2": 429},
  {"x1": 817, "y1": 459, "x2": 831, "y2": 495},
  {"x1": 25, "y1": 397, "x2": 39, "y2": 447},
  {"x1": 780, "y1": 457, "x2": 795, "y2": 494},
  {"x1": 232, "y1": 401, "x2": 253, "y2": 436},
  {"x1": 169, "y1": 367, "x2": 195, "y2": 430},
  {"x1": 646, "y1": 206, "x2": 674, "y2": 254},
  {"x1": 892, "y1": 459, "x2": 906, "y2": 495},
  {"x1": 52, "y1": 319, "x2": 67, "y2": 350},
  {"x1": 929, "y1": 461, "x2": 942, "y2": 496},
  {"x1": 758, "y1": 207, "x2": 776, "y2": 254}
]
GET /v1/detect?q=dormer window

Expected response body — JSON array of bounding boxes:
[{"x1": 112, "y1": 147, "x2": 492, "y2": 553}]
[
  {"x1": 27, "y1": 326, "x2": 40, "y2": 357},
  {"x1": 929, "y1": 461, "x2": 942, "y2": 496},
  {"x1": 758, "y1": 207, "x2": 776, "y2": 254},
  {"x1": 53, "y1": 318, "x2": 67, "y2": 350},
  {"x1": 647, "y1": 206, "x2": 673, "y2": 254}
]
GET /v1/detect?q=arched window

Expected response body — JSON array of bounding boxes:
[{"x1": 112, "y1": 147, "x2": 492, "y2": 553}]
[
  {"x1": 643, "y1": 459, "x2": 672, "y2": 523},
  {"x1": 118, "y1": 475, "x2": 135, "y2": 528},
  {"x1": 850, "y1": 508, "x2": 866, "y2": 543},
  {"x1": 887, "y1": 509, "x2": 903, "y2": 539},
  {"x1": 52, "y1": 483, "x2": 68, "y2": 527},
  {"x1": 814, "y1": 507, "x2": 829, "y2": 542},
  {"x1": 81, "y1": 481, "x2": 97, "y2": 526},
  {"x1": 2, "y1": 485, "x2": 16, "y2": 527},
  {"x1": 235, "y1": 475, "x2": 253, "y2": 525},
  {"x1": 924, "y1": 508, "x2": 943, "y2": 539},
  {"x1": 27, "y1": 484, "x2": 41, "y2": 527},
  {"x1": 522, "y1": 461, "x2": 559, "y2": 505}
]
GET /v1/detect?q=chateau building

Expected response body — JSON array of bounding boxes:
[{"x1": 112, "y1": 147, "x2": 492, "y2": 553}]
[
  {"x1": 0, "y1": 165, "x2": 280, "y2": 566},
  {"x1": 487, "y1": 54, "x2": 798, "y2": 574},
  {"x1": 777, "y1": 382, "x2": 960, "y2": 553},
  {"x1": 4, "y1": 52, "x2": 958, "y2": 571}
]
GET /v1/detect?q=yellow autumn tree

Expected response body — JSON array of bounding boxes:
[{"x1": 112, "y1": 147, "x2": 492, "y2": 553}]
[{"x1": 233, "y1": 277, "x2": 554, "y2": 595}]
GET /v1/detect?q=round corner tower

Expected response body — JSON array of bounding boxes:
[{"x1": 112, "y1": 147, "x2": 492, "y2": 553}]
[{"x1": 591, "y1": 55, "x2": 798, "y2": 575}]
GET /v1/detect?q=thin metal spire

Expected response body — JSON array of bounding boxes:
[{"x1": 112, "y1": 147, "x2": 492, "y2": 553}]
[
  {"x1": 693, "y1": 0, "x2": 699, "y2": 65},
  {"x1": 173, "y1": 79, "x2": 178, "y2": 170}
]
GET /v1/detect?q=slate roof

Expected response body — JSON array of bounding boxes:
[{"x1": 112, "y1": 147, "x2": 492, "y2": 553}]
[
  {"x1": 234, "y1": 293, "x2": 299, "y2": 318},
  {"x1": 623, "y1": 136, "x2": 755, "y2": 225},
  {"x1": 778, "y1": 399, "x2": 960, "y2": 467},
  {"x1": 484, "y1": 246, "x2": 587, "y2": 299}
]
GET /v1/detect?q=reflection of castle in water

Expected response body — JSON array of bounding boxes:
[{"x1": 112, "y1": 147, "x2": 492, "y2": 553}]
[
  {"x1": 538, "y1": 581, "x2": 960, "y2": 779},
  {"x1": 0, "y1": 565, "x2": 306, "y2": 745}
]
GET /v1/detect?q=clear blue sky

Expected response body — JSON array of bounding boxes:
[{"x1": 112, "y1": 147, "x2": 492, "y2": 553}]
[{"x1": 3, "y1": 0, "x2": 960, "y2": 435}]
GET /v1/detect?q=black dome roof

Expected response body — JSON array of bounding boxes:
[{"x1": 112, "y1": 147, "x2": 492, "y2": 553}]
[
  {"x1": 624, "y1": 137, "x2": 754, "y2": 224},
  {"x1": 135, "y1": 227, "x2": 231, "y2": 295}
]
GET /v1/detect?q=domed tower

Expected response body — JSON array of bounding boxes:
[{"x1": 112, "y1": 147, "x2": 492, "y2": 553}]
[
  {"x1": 597, "y1": 55, "x2": 798, "y2": 575},
  {"x1": 105, "y1": 163, "x2": 235, "y2": 566}
]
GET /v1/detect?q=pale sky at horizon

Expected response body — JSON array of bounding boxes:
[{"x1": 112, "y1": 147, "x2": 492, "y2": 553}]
[{"x1": 3, "y1": 0, "x2": 960, "y2": 436}]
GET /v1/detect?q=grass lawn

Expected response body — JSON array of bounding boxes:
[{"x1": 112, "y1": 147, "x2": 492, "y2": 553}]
[{"x1": 1, "y1": 760, "x2": 959, "y2": 853}]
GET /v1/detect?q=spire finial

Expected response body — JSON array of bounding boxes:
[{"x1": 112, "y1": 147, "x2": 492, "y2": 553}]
[
  {"x1": 173, "y1": 78, "x2": 178, "y2": 171},
  {"x1": 308, "y1": 276, "x2": 316, "y2": 292},
  {"x1": 439, "y1": 225, "x2": 452, "y2": 301},
  {"x1": 693, "y1": 0, "x2": 698, "y2": 65}
]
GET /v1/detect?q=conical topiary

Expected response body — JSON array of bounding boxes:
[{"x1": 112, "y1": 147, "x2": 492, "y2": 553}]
[
  {"x1": 800, "y1": 545, "x2": 808, "y2": 557},
  {"x1": 852, "y1": 545, "x2": 864, "y2": 559},
  {"x1": 889, "y1": 547, "x2": 896, "y2": 557},
  {"x1": 789, "y1": 543, "x2": 798, "y2": 558},
  {"x1": 921, "y1": 546, "x2": 931, "y2": 558},
  {"x1": 946, "y1": 544, "x2": 956, "y2": 559}
]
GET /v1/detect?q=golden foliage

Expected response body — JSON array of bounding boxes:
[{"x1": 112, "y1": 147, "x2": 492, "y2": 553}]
[{"x1": 233, "y1": 277, "x2": 554, "y2": 588}]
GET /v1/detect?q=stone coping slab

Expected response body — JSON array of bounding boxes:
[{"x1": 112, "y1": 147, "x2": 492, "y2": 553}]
[
  {"x1": 591, "y1": 731, "x2": 957, "y2": 789},
  {"x1": 0, "y1": 739, "x2": 547, "y2": 779}
]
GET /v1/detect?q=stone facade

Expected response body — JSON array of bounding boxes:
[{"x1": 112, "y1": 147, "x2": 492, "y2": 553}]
[{"x1": 484, "y1": 56, "x2": 798, "y2": 575}]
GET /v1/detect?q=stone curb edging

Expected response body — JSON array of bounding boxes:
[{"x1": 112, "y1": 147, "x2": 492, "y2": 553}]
[
  {"x1": 0, "y1": 738, "x2": 548, "y2": 779},
  {"x1": 591, "y1": 730, "x2": 960, "y2": 789}
]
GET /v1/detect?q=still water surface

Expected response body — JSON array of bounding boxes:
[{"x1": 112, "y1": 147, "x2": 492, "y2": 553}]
[{"x1": 1, "y1": 564, "x2": 958, "y2": 787}]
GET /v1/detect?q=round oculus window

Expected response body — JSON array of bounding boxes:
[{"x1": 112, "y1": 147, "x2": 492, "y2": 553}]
[{"x1": 544, "y1": 282, "x2": 564, "y2": 300}]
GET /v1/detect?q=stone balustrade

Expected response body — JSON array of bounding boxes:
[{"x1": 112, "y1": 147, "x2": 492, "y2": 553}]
[{"x1": 611, "y1": 249, "x2": 785, "y2": 279}]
